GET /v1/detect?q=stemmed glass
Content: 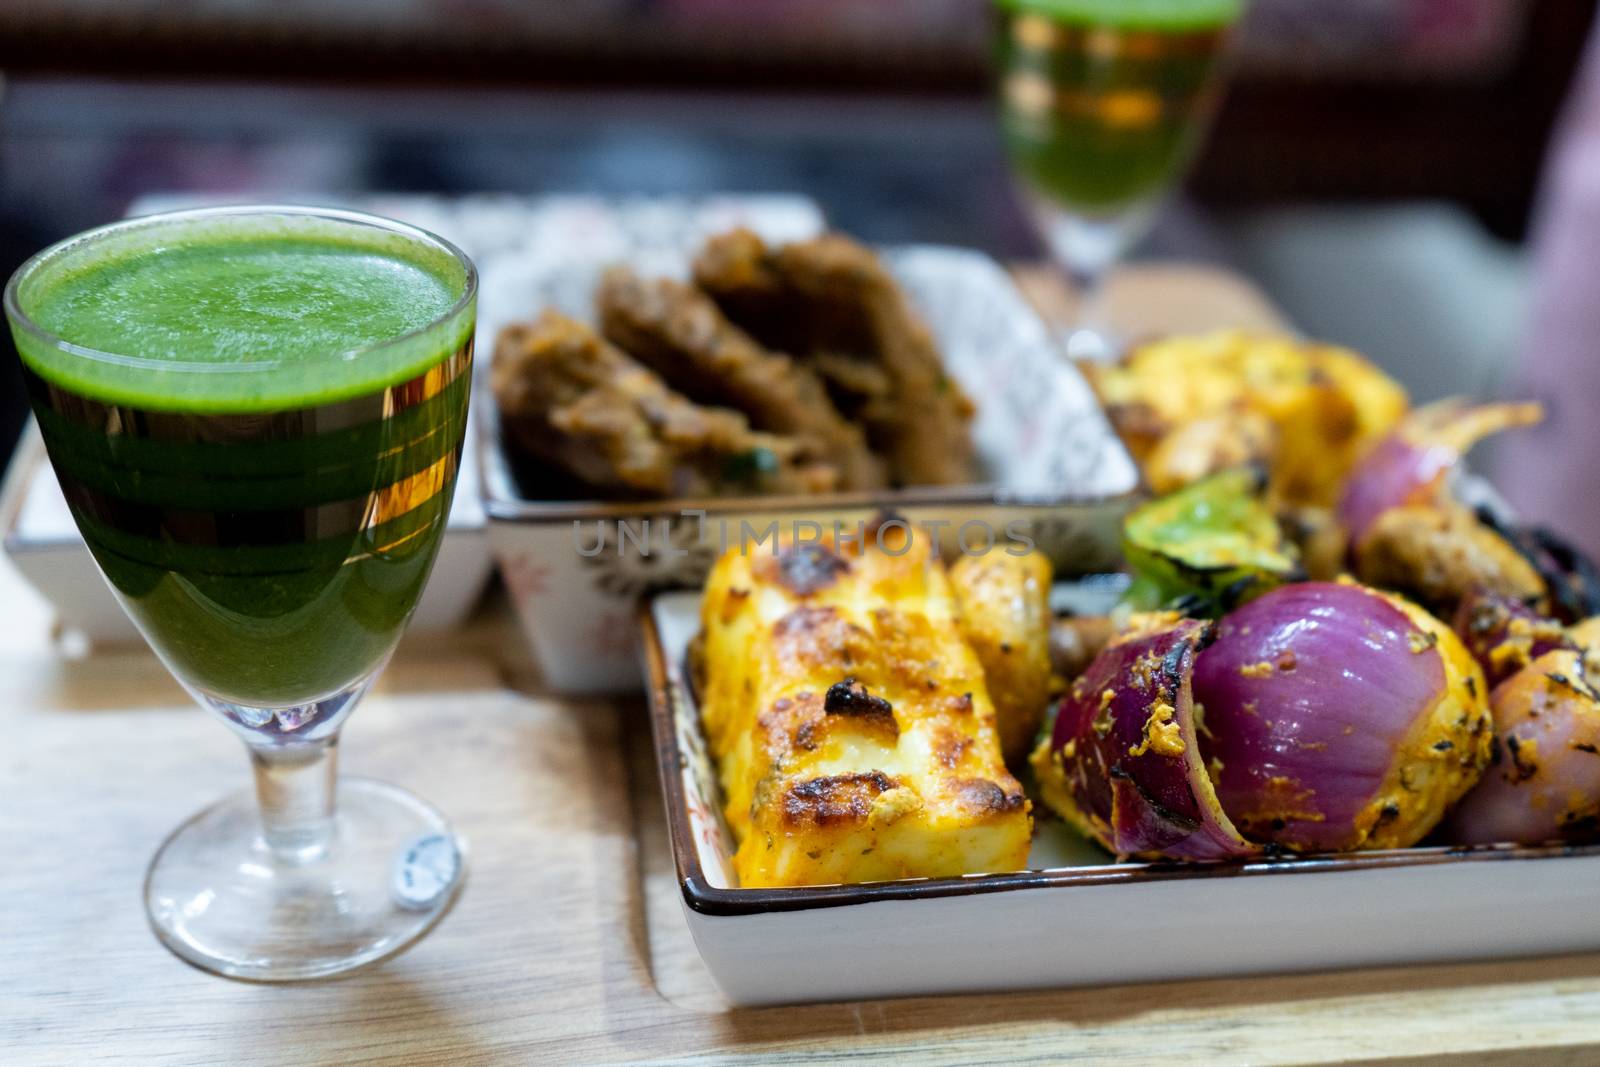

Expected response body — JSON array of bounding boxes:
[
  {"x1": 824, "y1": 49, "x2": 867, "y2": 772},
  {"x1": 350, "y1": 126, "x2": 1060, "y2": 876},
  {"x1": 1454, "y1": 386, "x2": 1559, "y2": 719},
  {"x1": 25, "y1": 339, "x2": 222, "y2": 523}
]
[
  {"x1": 4, "y1": 206, "x2": 476, "y2": 980},
  {"x1": 994, "y1": 0, "x2": 1246, "y2": 359}
]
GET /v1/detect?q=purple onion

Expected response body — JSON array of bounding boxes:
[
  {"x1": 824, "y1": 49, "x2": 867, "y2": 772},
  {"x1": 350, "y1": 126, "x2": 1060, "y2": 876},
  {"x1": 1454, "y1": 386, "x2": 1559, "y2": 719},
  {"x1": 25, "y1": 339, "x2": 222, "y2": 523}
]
[
  {"x1": 1193, "y1": 582, "x2": 1492, "y2": 852},
  {"x1": 1044, "y1": 617, "x2": 1257, "y2": 861},
  {"x1": 1446, "y1": 650, "x2": 1600, "y2": 846},
  {"x1": 1337, "y1": 400, "x2": 1543, "y2": 545},
  {"x1": 1452, "y1": 590, "x2": 1573, "y2": 689},
  {"x1": 1338, "y1": 435, "x2": 1457, "y2": 546}
]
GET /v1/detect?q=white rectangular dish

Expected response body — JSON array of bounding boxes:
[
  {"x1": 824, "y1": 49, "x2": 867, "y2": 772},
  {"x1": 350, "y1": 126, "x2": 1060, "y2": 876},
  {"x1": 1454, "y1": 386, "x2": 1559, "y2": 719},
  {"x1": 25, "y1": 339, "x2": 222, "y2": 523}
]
[{"x1": 642, "y1": 588, "x2": 1600, "y2": 1007}]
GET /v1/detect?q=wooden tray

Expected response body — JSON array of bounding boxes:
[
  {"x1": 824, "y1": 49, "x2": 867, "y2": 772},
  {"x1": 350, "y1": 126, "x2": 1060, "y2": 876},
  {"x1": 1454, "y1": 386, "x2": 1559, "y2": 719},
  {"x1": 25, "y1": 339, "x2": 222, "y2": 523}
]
[{"x1": 9, "y1": 268, "x2": 1600, "y2": 1064}]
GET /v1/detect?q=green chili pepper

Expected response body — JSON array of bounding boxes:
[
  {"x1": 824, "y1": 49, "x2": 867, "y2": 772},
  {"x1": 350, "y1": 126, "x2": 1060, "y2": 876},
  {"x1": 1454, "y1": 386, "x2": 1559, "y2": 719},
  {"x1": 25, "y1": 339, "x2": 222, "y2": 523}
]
[{"x1": 1121, "y1": 467, "x2": 1304, "y2": 616}]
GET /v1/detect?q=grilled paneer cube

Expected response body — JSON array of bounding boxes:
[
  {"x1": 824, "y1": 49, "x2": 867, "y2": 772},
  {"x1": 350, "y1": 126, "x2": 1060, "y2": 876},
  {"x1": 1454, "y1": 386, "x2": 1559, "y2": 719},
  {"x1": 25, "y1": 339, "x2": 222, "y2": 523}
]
[
  {"x1": 698, "y1": 525, "x2": 1032, "y2": 888},
  {"x1": 949, "y1": 551, "x2": 1055, "y2": 766}
]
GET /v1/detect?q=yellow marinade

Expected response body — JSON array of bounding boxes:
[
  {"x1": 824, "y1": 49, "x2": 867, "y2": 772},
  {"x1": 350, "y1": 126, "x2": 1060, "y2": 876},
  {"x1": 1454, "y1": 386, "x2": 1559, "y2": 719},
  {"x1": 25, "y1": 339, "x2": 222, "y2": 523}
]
[{"x1": 696, "y1": 526, "x2": 1033, "y2": 888}]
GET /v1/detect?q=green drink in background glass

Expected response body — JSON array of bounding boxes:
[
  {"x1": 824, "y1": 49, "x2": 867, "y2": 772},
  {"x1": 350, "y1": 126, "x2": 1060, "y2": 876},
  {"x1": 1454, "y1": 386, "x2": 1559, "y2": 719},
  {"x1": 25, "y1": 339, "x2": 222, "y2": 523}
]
[
  {"x1": 994, "y1": 0, "x2": 1244, "y2": 357},
  {"x1": 5, "y1": 206, "x2": 476, "y2": 980}
]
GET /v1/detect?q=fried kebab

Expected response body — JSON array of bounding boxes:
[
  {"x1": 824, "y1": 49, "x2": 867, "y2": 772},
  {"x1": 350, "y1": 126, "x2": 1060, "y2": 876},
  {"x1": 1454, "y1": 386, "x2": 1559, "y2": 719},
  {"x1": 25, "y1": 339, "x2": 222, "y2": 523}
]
[
  {"x1": 693, "y1": 228, "x2": 976, "y2": 487},
  {"x1": 491, "y1": 310, "x2": 837, "y2": 499},
  {"x1": 595, "y1": 266, "x2": 886, "y2": 491}
]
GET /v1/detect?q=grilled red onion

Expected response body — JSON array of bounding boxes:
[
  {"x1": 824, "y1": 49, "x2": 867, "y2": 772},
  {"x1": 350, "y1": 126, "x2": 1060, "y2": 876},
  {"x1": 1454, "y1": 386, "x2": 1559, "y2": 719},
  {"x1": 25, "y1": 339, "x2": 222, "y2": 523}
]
[
  {"x1": 1338, "y1": 400, "x2": 1542, "y2": 545},
  {"x1": 1452, "y1": 590, "x2": 1572, "y2": 689},
  {"x1": 1338, "y1": 435, "x2": 1457, "y2": 548},
  {"x1": 1034, "y1": 616, "x2": 1257, "y2": 861},
  {"x1": 1192, "y1": 582, "x2": 1492, "y2": 852},
  {"x1": 1446, "y1": 649, "x2": 1600, "y2": 845}
]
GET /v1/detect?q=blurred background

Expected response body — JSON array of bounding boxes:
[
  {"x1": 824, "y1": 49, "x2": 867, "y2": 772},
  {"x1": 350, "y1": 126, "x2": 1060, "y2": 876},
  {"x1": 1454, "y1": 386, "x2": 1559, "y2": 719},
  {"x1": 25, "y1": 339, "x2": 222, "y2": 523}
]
[{"x1": 0, "y1": 0, "x2": 1595, "y2": 475}]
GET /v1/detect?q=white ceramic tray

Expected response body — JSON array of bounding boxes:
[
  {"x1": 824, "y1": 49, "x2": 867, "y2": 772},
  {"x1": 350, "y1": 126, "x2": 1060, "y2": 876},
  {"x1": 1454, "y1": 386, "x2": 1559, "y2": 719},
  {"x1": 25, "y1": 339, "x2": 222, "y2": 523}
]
[{"x1": 642, "y1": 589, "x2": 1600, "y2": 1007}]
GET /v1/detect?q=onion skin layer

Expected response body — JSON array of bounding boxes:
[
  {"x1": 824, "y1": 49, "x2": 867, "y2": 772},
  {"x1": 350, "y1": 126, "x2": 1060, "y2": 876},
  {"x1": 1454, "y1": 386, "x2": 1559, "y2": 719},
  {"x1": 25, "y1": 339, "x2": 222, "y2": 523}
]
[
  {"x1": 1337, "y1": 435, "x2": 1455, "y2": 547},
  {"x1": 1192, "y1": 582, "x2": 1492, "y2": 852},
  {"x1": 1446, "y1": 649, "x2": 1600, "y2": 846},
  {"x1": 1032, "y1": 616, "x2": 1256, "y2": 861},
  {"x1": 1337, "y1": 399, "x2": 1544, "y2": 546}
]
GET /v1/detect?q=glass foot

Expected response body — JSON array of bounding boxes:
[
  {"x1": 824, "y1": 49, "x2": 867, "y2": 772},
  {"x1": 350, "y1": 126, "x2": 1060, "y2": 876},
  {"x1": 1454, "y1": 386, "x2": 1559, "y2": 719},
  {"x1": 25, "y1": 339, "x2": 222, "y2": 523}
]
[
  {"x1": 1061, "y1": 325, "x2": 1119, "y2": 362},
  {"x1": 145, "y1": 777, "x2": 466, "y2": 981}
]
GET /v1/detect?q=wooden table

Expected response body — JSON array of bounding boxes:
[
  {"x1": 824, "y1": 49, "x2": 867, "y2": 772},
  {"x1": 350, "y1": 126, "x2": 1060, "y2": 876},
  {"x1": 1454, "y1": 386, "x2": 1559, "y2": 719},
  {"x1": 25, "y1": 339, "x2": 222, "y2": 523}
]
[{"x1": 5, "y1": 266, "x2": 1600, "y2": 1066}]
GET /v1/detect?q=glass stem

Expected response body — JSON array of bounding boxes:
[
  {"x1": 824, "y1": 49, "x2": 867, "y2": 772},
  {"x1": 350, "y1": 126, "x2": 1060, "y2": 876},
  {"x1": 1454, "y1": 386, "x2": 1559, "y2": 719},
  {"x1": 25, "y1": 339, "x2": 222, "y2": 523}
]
[
  {"x1": 1062, "y1": 262, "x2": 1115, "y2": 361},
  {"x1": 1069, "y1": 264, "x2": 1107, "y2": 334},
  {"x1": 250, "y1": 739, "x2": 337, "y2": 862}
]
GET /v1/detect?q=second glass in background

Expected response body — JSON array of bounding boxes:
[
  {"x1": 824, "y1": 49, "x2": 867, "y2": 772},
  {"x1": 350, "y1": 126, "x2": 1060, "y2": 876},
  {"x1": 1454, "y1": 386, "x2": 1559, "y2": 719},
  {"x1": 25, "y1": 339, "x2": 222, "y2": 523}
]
[{"x1": 995, "y1": 0, "x2": 1245, "y2": 358}]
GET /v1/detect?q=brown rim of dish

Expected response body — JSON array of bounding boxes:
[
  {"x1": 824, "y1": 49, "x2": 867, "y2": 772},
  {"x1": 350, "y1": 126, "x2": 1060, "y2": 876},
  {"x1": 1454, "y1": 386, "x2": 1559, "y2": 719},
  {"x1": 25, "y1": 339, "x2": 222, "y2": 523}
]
[
  {"x1": 638, "y1": 599, "x2": 1600, "y2": 918},
  {"x1": 474, "y1": 410, "x2": 1148, "y2": 523}
]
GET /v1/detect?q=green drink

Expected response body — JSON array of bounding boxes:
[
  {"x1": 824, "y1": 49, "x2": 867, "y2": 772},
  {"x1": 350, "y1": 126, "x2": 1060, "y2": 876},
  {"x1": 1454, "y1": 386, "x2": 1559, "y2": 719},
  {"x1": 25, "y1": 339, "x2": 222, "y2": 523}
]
[
  {"x1": 12, "y1": 213, "x2": 473, "y2": 708},
  {"x1": 996, "y1": 0, "x2": 1241, "y2": 213},
  {"x1": 5, "y1": 206, "x2": 476, "y2": 981},
  {"x1": 994, "y1": 0, "x2": 1243, "y2": 357}
]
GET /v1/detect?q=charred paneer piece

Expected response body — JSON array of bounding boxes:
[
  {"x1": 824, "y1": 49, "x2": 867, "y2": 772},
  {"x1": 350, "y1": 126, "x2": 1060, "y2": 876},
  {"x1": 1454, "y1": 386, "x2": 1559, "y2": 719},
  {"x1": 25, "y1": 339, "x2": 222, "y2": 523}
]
[
  {"x1": 698, "y1": 527, "x2": 1031, "y2": 887},
  {"x1": 948, "y1": 551, "x2": 1055, "y2": 766},
  {"x1": 694, "y1": 228, "x2": 976, "y2": 488},
  {"x1": 490, "y1": 310, "x2": 836, "y2": 499},
  {"x1": 594, "y1": 266, "x2": 886, "y2": 491},
  {"x1": 1083, "y1": 331, "x2": 1408, "y2": 507}
]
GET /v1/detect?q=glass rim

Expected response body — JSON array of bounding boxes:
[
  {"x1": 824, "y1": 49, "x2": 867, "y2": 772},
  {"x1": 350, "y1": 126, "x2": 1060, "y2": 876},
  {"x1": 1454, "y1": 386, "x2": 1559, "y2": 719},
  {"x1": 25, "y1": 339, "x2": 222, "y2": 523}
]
[{"x1": 2, "y1": 203, "x2": 479, "y2": 376}]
